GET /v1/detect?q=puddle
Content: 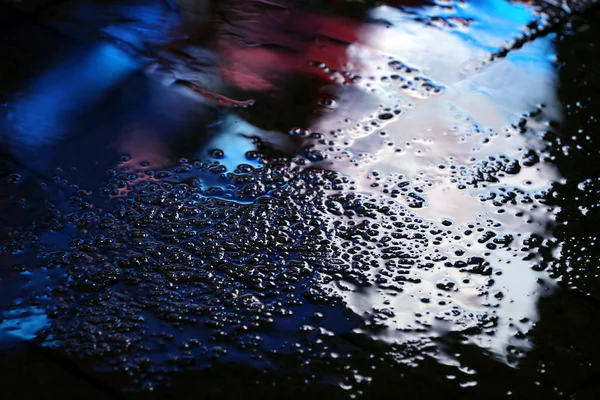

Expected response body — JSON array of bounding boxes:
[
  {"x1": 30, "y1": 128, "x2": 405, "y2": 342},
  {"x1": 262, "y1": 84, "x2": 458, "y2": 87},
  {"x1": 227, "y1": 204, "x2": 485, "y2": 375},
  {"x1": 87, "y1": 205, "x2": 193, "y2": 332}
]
[{"x1": 1, "y1": 0, "x2": 599, "y2": 396}]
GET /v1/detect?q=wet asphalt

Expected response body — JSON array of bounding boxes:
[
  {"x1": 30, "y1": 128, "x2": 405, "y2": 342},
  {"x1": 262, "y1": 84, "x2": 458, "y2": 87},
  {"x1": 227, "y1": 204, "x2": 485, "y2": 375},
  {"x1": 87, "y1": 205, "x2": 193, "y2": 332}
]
[{"x1": 1, "y1": 1, "x2": 600, "y2": 399}]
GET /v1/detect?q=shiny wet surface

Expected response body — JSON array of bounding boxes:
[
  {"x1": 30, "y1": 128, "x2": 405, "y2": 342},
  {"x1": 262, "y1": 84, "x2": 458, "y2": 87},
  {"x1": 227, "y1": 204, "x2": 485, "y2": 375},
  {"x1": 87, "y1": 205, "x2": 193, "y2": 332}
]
[{"x1": 1, "y1": 0, "x2": 600, "y2": 398}]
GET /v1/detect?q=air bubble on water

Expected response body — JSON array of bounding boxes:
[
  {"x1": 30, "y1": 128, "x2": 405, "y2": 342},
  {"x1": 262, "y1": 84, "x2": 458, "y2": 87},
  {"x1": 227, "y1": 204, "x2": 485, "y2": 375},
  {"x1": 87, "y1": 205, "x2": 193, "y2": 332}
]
[{"x1": 209, "y1": 149, "x2": 225, "y2": 159}]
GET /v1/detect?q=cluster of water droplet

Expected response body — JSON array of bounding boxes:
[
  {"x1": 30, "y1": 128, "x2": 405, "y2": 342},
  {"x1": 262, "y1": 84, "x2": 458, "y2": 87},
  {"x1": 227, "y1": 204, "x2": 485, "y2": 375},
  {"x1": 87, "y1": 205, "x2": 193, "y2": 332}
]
[{"x1": 0, "y1": 137, "x2": 553, "y2": 391}]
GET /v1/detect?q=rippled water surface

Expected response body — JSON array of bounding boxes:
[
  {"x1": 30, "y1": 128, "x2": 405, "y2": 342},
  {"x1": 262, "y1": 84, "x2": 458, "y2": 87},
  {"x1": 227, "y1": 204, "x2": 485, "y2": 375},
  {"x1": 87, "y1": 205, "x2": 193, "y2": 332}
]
[{"x1": 1, "y1": 0, "x2": 600, "y2": 398}]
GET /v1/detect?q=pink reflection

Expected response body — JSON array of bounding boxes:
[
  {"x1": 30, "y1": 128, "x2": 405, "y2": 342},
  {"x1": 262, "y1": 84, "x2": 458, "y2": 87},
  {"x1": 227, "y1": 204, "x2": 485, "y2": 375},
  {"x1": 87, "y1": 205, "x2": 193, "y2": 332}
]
[
  {"x1": 175, "y1": 0, "x2": 429, "y2": 94},
  {"x1": 113, "y1": 124, "x2": 164, "y2": 197},
  {"x1": 212, "y1": 1, "x2": 361, "y2": 93}
]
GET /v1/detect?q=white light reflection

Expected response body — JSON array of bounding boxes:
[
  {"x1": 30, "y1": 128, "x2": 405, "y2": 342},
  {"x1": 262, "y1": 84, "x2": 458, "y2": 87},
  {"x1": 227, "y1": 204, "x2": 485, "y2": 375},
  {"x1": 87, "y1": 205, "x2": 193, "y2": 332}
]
[{"x1": 313, "y1": 2, "x2": 562, "y2": 363}]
